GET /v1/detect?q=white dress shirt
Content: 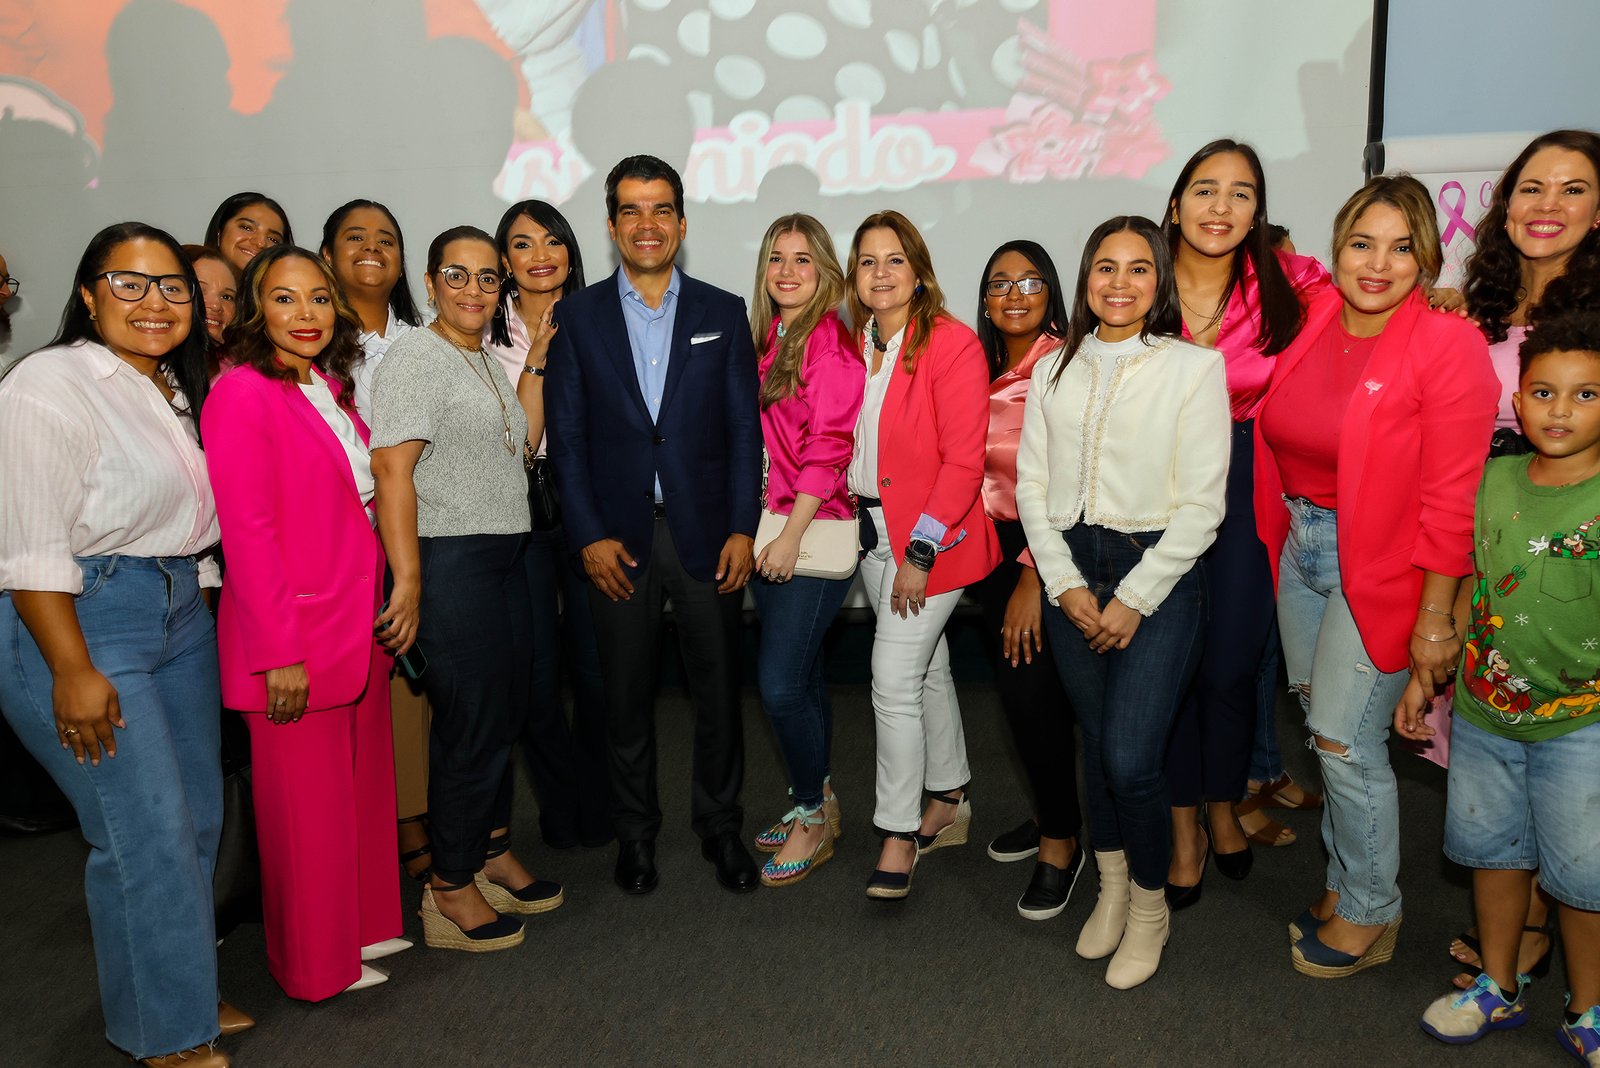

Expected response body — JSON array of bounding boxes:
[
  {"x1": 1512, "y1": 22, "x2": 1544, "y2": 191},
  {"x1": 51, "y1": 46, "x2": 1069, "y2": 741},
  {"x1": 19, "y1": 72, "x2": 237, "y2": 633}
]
[
  {"x1": 0, "y1": 341, "x2": 221, "y2": 593},
  {"x1": 351, "y1": 309, "x2": 417, "y2": 426},
  {"x1": 847, "y1": 325, "x2": 904, "y2": 498},
  {"x1": 299, "y1": 381, "x2": 375, "y2": 507}
]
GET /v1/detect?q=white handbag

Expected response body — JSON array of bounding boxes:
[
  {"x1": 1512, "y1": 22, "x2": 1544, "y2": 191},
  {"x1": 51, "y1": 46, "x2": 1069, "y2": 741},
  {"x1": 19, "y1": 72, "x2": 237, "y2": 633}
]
[{"x1": 753, "y1": 508, "x2": 860, "y2": 581}]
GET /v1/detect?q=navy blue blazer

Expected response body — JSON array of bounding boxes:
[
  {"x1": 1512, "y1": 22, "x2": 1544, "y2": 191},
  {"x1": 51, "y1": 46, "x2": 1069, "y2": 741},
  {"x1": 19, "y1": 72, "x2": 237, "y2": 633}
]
[{"x1": 545, "y1": 269, "x2": 761, "y2": 583}]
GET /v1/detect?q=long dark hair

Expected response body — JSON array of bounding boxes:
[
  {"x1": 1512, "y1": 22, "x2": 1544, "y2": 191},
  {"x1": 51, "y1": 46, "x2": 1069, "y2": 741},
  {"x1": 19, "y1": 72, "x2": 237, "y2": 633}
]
[
  {"x1": 1161, "y1": 139, "x2": 1303, "y2": 356},
  {"x1": 974, "y1": 239, "x2": 1069, "y2": 378},
  {"x1": 1049, "y1": 216, "x2": 1180, "y2": 390},
  {"x1": 224, "y1": 245, "x2": 363, "y2": 410},
  {"x1": 489, "y1": 200, "x2": 585, "y2": 348},
  {"x1": 318, "y1": 198, "x2": 422, "y2": 329},
  {"x1": 1464, "y1": 129, "x2": 1600, "y2": 344},
  {"x1": 33, "y1": 222, "x2": 213, "y2": 427},
  {"x1": 204, "y1": 191, "x2": 294, "y2": 248}
]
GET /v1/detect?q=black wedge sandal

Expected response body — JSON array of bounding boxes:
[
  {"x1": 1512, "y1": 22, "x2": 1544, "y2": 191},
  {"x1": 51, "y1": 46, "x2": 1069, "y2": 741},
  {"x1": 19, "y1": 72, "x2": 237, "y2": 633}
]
[{"x1": 474, "y1": 832, "x2": 565, "y2": 916}]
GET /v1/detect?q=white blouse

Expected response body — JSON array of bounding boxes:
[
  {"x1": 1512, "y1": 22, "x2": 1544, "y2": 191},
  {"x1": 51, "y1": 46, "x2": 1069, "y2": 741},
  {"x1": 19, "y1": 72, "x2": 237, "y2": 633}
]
[
  {"x1": 351, "y1": 309, "x2": 418, "y2": 426},
  {"x1": 0, "y1": 341, "x2": 221, "y2": 593},
  {"x1": 299, "y1": 381, "x2": 375, "y2": 507},
  {"x1": 846, "y1": 325, "x2": 904, "y2": 499},
  {"x1": 1016, "y1": 331, "x2": 1230, "y2": 615}
]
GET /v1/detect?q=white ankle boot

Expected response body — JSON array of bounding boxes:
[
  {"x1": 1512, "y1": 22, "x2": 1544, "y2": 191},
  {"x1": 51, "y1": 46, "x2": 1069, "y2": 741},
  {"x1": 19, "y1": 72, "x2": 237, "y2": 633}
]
[
  {"x1": 1105, "y1": 880, "x2": 1170, "y2": 989},
  {"x1": 1076, "y1": 849, "x2": 1130, "y2": 959}
]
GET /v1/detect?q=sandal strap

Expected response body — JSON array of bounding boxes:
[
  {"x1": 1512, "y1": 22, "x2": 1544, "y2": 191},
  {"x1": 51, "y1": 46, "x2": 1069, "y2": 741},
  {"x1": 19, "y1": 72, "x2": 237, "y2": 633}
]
[
  {"x1": 429, "y1": 875, "x2": 475, "y2": 893},
  {"x1": 881, "y1": 830, "x2": 918, "y2": 843},
  {"x1": 485, "y1": 832, "x2": 511, "y2": 860},
  {"x1": 925, "y1": 787, "x2": 967, "y2": 806},
  {"x1": 778, "y1": 804, "x2": 826, "y2": 827}
]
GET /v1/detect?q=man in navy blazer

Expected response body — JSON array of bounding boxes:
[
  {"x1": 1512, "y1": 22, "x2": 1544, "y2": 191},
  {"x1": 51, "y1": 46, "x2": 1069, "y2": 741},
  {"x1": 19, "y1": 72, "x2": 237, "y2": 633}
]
[{"x1": 545, "y1": 155, "x2": 762, "y2": 895}]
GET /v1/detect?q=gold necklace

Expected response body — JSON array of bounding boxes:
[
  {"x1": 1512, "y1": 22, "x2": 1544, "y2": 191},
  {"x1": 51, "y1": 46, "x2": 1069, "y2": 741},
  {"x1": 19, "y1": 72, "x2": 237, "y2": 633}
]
[{"x1": 431, "y1": 322, "x2": 515, "y2": 455}]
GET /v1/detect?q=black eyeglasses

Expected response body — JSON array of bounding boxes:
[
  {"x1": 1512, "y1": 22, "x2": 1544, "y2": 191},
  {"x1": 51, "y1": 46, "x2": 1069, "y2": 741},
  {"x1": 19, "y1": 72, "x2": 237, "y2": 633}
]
[
  {"x1": 2, "y1": 276, "x2": 17, "y2": 297},
  {"x1": 985, "y1": 278, "x2": 1047, "y2": 297},
  {"x1": 98, "y1": 271, "x2": 194, "y2": 303},
  {"x1": 438, "y1": 266, "x2": 502, "y2": 292}
]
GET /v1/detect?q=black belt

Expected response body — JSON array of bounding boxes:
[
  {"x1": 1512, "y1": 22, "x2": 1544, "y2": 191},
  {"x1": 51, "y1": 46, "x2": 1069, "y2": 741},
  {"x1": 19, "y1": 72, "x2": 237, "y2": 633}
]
[
  {"x1": 652, "y1": 501, "x2": 668, "y2": 519},
  {"x1": 856, "y1": 497, "x2": 882, "y2": 552}
]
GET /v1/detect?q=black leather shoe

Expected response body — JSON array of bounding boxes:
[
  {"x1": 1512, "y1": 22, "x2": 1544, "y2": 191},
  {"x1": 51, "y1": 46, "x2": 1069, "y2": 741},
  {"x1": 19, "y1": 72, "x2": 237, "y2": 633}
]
[
  {"x1": 614, "y1": 840, "x2": 658, "y2": 895},
  {"x1": 1017, "y1": 847, "x2": 1086, "y2": 921},
  {"x1": 701, "y1": 832, "x2": 758, "y2": 893}
]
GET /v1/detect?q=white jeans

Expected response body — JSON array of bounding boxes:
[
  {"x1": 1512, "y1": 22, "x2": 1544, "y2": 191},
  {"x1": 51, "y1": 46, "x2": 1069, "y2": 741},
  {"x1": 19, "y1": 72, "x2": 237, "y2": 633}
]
[{"x1": 859, "y1": 508, "x2": 971, "y2": 832}]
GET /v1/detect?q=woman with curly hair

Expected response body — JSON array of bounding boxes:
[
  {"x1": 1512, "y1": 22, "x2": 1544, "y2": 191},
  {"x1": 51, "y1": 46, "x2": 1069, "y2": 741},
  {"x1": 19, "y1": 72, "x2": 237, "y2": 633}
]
[
  {"x1": 204, "y1": 245, "x2": 406, "y2": 998},
  {"x1": 1441, "y1": 128, "x2": 1600, "y2": 990}
]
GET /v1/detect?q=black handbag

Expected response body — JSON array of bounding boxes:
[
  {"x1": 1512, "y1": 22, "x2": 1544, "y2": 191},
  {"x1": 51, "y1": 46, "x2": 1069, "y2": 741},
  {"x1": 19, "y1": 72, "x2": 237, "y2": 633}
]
[
  {"x1": 213, "y1": 710, "x2": 261, "y2": 935},
  {"x1": 527, "y1": 455, "x2": 562, "y2": 532}
]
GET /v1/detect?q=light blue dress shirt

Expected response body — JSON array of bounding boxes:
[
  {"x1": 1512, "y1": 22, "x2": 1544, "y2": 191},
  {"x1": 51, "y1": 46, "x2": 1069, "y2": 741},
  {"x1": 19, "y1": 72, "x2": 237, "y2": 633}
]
[{"x1": 617, "y1": 267, "x2": 681, "y2": 503}]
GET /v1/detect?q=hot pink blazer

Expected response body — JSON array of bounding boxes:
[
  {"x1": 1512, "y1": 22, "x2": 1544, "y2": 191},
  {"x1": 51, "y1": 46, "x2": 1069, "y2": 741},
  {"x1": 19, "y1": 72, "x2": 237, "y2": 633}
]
[
  {"x1": 202, "y1": 365, "x2": 384, "y2": 712},
  {"x1": 862, "y1": 314, "x2": 1002, "y2": 596},
  {"x1": 1254, "y1": 289, "x2": 1498, "y2": 673}
]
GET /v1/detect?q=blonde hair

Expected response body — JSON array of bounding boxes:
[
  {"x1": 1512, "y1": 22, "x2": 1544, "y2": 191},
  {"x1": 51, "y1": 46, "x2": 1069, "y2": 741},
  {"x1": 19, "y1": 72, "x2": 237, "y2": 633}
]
[
  {"x1": 749, "y1": 214, "x2": 847, "y2": 408},
  {"x1": 847, "y1": 210, "x2": 948, "y2": 373},
  {"x1": 1330, "y1": 174, "x2": 1444, "y2": 290}
]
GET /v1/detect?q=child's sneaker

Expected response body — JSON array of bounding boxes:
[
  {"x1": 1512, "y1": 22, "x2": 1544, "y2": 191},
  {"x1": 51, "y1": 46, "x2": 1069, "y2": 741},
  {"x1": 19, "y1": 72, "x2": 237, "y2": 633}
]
[
  {"x1": 1420, "y1": 973, "x2": 1528, "y2": 1044},
  {"x1": 1559, "y1": 1000, "x2": 1600, "y2": 1066}
]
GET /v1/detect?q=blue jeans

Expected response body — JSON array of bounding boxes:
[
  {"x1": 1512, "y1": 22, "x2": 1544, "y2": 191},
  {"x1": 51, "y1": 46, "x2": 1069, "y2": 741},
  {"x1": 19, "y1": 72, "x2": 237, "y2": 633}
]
[
  {"x1": 0, "y1": 556, "x2": 221, "y2": 1058},
  {"x1": 1042, "y1": 525, "x2": 1204, "y2": 891},
  {"x1": 521, "y1": 527, "x2": 610, "y2": 847},
  {"x1": 1445, "y1": 716, "x2": 1600, "y2": 911},
  {"x1": 1275, "y1": 498, "x2": 1409, "y2": 926},
  {"x1": 750, "y1": 573, "x2": 852, "y2": 810},
  {"x1": 1248, "y1": 623, "x2": 1286, "y2": 783}
]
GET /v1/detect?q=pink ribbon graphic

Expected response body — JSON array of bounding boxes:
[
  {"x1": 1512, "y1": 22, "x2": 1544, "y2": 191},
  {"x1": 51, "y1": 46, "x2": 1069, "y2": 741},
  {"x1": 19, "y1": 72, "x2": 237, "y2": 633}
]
[{"x1": 1438, "y1": 181, "x2": 1477, "y2": 246}]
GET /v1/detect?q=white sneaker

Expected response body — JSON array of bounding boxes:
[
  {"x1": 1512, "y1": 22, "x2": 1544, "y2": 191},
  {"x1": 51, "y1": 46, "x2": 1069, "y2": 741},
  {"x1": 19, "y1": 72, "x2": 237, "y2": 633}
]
[
  {"x1": 360, "y1": 937, "x2": 414, "y2": 961},
  {"x1": 343, "y1": 965, "x2": 389, "y2": 993}
]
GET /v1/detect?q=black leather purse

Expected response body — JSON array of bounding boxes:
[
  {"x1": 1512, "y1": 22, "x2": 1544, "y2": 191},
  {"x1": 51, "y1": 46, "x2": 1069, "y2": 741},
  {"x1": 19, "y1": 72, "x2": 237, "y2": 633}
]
[{"x1": 527, "y1": 455, "x2": 562, "y2": 531}]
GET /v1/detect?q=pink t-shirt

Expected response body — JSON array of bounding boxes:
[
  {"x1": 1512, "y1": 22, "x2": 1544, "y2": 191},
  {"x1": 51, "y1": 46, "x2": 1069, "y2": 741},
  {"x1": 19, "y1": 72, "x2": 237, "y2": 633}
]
[
  {"x1": 1486, "y1": 325, "x2": 1526, "y2": 431},
  {"x1": 983, "y1": 332, "x2": 1060, "y2": 524},
  {"x1": 1182, "y1": 250, "x2": 1331, "y2": 422},
  {"x1": 1257, "y1": 321, "x2": 1379, "y2": 508},
  {"x1": 759, "y1": 311, "x2": 866, "y2": 521}
]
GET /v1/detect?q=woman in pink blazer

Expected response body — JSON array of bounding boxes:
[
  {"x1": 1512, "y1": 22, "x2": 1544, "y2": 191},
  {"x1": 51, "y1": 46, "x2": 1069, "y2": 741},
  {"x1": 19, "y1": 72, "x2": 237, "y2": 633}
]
[
  {"x1": 1254, "y1": 177, "x2": 1497, "y2": 979},
  {"x1": 202, "y1": 246, "x2": 405, "y2": 1001},
  {"x1": 846, "y1": 210, "x2": 1001, "y2": 900}
]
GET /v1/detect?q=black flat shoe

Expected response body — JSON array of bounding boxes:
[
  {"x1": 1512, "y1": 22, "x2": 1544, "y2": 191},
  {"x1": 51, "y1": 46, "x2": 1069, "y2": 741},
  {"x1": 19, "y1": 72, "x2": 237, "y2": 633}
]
[
  {"x1": 1017, "y1": 846, "x2": 1085, "y2": 921},
  {"x1": 1165, "y1": 826, "x2": 1208, "y2": 911},
  {"x1": 987, "y1": 818, "x2": 1041, "y2": 862},
  {"x1": 1214, "y1": 842, "x2": 1254, "y2": 881},
  {"x1": 701, "y1": 832, "x2": 758, "y2": 893},
  {"x1": 614, "y1": 839, "x2": 659, "y2": 895}
]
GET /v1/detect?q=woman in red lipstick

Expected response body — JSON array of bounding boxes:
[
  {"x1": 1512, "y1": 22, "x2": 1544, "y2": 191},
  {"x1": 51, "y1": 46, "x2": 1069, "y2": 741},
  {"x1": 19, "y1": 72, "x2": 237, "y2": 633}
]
[
  {"x1": 204, "y1": 245, "x2": 406, "y2": 1000},
  {"x1": 1255, "y1": 176, "x2": 1498, "y2": 978},
  {"x1": 484, "y1": 200, "x2": 612, "y2": 853},
  {"x1": 1438, "y1": 129, "x2": 1600, "y2": 990},
  {"x1": 1466, "y1": 130, "x2": 1600, "y2": 456},
  {"x1": 1160, "y1": 141, "x2": 1332, "y2": 904}
]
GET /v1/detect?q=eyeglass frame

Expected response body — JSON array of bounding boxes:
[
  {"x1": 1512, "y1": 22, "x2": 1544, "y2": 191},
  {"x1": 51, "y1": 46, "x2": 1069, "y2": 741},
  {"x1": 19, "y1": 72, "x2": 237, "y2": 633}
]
[
  {"x1": 2, "y1": 276, "x2": 18, "y2": 297},
  {"x1": 984, "y1": 277, "x2": 1048, "y2": 297},
  {"x1": 436, "y1": 265, "x2": 503, "y2": 292},
  {"x1": 96, "y1": 271, "x2": 195, "y2": 304}
]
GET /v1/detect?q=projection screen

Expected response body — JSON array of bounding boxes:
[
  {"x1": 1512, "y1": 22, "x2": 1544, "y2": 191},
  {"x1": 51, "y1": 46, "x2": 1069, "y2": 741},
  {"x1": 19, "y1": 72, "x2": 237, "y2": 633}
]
[{"x1": 0, "y1": 0, "x2": 1374, "y2": 360}]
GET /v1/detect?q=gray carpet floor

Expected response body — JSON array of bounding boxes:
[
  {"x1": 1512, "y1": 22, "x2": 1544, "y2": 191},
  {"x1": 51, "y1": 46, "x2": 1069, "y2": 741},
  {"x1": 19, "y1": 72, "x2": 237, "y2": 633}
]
[{"x1": 0, "y1": 683, "x2": 1578, "y2": 1067}]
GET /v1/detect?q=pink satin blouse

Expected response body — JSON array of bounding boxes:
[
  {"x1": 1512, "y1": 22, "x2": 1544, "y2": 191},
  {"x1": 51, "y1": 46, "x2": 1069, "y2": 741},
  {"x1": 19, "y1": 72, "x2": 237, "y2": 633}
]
[{"x1": 759, "y1": 311, "x2": 865, "y2": 521}]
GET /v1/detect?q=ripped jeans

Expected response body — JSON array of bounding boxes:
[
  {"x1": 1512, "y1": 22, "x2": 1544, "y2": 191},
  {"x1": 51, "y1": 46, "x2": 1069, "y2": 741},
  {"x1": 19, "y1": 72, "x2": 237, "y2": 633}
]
[{"x1": 1275, "y1": 499, "x2": 1409, "y2": 926}]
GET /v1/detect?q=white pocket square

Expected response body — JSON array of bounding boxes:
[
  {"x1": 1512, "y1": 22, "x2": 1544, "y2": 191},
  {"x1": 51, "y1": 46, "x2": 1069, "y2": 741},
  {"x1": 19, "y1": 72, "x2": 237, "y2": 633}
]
[{"x1": 690, "y1": 332, "x2": 722, "y2": 345}]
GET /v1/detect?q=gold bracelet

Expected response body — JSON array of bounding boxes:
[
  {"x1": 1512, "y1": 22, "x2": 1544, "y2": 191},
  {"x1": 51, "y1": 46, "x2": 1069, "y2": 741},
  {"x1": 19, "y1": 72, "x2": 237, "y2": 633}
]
[
  {"x1": 1418, "y1": 604, "x2": 1453, "y2": 619},
  {"x1": 1412, "y1": 630, "x2": 1457, "y2": 643}
]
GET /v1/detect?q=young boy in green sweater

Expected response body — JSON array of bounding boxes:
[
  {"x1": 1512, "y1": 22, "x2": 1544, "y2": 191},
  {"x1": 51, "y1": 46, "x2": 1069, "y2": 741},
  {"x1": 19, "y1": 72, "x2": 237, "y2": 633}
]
[{"x1": 1398, "y1": 311, "x2": 1600, "y2": 1060}]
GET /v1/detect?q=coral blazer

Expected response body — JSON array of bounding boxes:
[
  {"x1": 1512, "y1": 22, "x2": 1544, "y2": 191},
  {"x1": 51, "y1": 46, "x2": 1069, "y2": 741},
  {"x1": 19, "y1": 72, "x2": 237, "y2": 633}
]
[
  {"x1": 863, "y1": 315, "x2": 1001, "y2": 596},
  {"x1": 1254, "y1": 289, "x2": 1498, "y2": 673},
  {"x1": 202, "y1": 365, "x2": 385, "y2": 712}
]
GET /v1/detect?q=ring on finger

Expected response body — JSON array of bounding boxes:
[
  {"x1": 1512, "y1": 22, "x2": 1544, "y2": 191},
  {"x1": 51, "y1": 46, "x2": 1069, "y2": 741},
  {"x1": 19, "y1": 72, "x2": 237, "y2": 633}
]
[{"x1": 62, "y1": 726, "x2": 79, "y2": 737}]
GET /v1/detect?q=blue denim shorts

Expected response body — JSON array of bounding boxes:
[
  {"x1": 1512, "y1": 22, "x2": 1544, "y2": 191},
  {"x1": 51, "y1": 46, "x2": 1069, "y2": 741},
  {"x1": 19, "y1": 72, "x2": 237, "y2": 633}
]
[{"x1": 1444, "y1": 714, "x2": 1600, "y2": 910}]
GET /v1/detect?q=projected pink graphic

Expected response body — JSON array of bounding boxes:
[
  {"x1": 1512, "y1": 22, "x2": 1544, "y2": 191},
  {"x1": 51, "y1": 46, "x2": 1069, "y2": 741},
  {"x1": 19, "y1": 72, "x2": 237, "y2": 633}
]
[{"x1": 493, "y1": 0, "x2": 1167, "y2": 205}]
